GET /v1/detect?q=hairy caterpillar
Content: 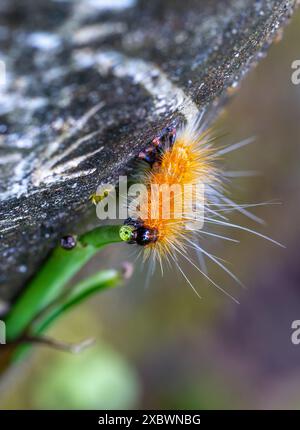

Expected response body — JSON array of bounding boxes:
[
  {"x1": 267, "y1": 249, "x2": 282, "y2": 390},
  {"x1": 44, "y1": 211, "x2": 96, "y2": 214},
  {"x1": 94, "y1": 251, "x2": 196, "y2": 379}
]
[{"x1": 120, "y1": 112, "x2": 283, "y2": 302}]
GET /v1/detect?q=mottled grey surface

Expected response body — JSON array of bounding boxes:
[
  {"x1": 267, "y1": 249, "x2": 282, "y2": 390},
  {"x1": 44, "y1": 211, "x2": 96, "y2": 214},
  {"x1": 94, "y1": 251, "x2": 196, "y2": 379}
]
[{"x1": 0, "y1": 0, "x2": 297, "y2": 301}]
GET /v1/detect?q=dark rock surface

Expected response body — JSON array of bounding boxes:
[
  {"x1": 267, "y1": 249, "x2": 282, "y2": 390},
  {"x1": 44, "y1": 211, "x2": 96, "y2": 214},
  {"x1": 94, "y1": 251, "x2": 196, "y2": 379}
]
[{"x1": 0, "y1": 0, "x2": 297, "y2": 302}]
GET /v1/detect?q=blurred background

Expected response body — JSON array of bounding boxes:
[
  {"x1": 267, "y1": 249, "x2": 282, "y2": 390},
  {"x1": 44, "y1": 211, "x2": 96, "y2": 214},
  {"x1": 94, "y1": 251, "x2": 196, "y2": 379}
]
[{"x1": 1, "y1": 7, "x2": 300, "y2": 411}]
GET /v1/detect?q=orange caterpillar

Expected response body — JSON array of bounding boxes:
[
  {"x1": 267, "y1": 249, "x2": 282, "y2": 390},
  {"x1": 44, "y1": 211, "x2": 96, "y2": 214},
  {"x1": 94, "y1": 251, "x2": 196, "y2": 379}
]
[
  {"x1": 126, "y1": 120, "x2": 216, "y2": 253},
  {"x1": 124, "y1": 115, "x2": 283, "y2": 301}
]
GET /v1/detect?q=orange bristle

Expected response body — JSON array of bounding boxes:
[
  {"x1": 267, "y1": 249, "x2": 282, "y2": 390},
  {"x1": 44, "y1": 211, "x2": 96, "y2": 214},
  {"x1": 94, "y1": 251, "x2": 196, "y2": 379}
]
[{"x1": 134, "y1": 121, "x2": 219, "y2": 262}]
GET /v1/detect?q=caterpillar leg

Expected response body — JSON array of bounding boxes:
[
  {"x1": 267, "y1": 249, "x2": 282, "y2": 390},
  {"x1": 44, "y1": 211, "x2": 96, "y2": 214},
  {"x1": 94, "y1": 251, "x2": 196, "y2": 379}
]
[{"x1": 138, "y1": 126, "x2": 177, "y2": 167}]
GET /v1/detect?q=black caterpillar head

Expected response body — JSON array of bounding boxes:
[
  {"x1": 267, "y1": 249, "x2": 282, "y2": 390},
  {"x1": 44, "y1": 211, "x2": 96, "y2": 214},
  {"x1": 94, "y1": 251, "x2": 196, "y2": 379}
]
[{"x1": 124, "y1": 218, "x2": 158, "y2": 246}]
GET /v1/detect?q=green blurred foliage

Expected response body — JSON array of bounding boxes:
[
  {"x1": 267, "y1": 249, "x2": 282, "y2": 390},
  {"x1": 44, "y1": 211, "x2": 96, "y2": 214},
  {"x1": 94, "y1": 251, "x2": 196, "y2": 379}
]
[{"x1": 31, "y1": 346, "x2": 140, "y2": 410}]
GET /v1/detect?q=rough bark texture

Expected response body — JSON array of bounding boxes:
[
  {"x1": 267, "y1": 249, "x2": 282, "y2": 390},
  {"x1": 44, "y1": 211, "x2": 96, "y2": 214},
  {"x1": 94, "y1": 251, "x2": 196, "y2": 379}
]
[{"x1": 0, "y1": 0, "x2": 297, "y2": 302}]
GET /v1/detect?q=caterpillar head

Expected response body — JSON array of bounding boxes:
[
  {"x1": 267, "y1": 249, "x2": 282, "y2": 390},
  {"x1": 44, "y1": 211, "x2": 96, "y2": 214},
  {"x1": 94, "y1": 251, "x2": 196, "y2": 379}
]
[{"x1": 122, "y1": 218, "x2": 159, "y2": 246}]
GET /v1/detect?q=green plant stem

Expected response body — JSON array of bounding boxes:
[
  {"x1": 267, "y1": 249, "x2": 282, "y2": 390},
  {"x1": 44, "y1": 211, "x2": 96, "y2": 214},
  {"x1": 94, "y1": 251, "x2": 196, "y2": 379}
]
[
  {"x1": 13, "y1": 269, "x2": 122, "y2": 362},
  {"x1": 5, "y1": 225, "x2": 123, "y2": 342},
  {"x1": 33, "y1": 269, "x2": 121, "y2": 334}
]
